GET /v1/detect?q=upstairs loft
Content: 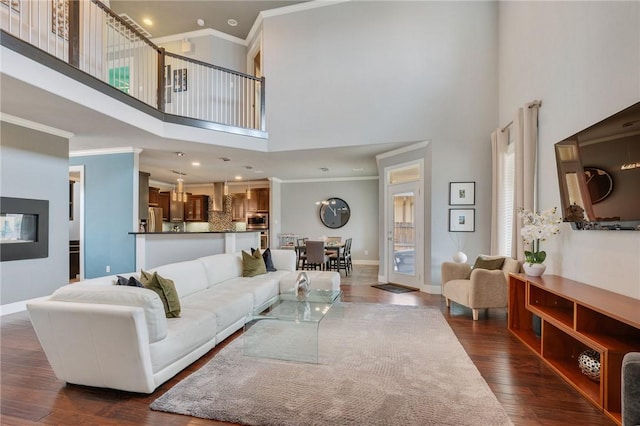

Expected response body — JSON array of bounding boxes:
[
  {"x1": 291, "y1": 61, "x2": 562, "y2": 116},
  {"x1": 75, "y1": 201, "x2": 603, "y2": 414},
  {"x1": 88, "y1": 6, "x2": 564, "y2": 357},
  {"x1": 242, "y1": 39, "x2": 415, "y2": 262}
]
[{"x1": 0, "y1": 0, "x2": 267, "y2": 144}]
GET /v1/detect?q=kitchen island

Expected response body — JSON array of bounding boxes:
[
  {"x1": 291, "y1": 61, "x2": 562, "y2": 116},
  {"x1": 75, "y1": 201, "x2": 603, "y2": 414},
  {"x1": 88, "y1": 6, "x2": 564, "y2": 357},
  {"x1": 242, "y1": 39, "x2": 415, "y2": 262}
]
[{"x1": 130, "y1": 231, "x2": 260, "y2": 270}]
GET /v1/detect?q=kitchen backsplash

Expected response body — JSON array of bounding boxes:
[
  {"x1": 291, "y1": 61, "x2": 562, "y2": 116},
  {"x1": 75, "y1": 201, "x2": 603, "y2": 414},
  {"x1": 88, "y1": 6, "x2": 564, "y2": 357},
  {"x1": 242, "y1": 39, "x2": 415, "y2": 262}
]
[{"x1": 209, "y1": 195, "x2": 234, "y2": 231}]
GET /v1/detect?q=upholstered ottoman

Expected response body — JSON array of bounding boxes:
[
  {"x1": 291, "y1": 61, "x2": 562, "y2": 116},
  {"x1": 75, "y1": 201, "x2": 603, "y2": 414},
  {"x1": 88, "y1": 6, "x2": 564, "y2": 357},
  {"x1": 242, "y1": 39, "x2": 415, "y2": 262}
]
[{"x1": 279, "y1": 271, "x2": 341, "y2": 292}]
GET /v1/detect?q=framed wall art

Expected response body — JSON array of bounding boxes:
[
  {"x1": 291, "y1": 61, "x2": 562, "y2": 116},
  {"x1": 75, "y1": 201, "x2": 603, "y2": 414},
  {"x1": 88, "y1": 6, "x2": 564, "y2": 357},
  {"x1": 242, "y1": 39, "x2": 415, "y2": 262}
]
[
  {"x1": 449, "y1": 181, "x2": 475, "y2": 205},
  {"x1": 51, "y1": 0, "x2": 69, "y2": 40},
  {"x1": 449, "y1": 208, "x2": 475, "y2": 232},
  {"x1": 173, "y1": 68, "x2": 187, "y2": 92},
  {"x1": 1, "y1": 0, "x2": 20, "y2": 13},
  {"x1": 164, "y1": 65, "x2": 172, "y2": 103}
]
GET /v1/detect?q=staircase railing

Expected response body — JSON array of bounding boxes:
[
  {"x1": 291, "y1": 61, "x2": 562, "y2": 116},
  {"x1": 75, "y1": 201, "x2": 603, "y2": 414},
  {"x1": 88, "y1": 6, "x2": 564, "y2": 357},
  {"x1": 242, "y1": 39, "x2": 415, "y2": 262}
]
[{"x1": 0, "y1": 0, "x2": 266, "y2": 133}]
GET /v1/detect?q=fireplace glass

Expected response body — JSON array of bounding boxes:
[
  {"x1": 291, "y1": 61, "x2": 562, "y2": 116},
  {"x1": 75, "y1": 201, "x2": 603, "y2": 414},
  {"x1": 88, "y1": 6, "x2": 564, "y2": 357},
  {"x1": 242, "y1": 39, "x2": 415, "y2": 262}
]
[
  {"x1": 0, "y1": 197, "x2": 49, "y2": 261},
  {"x1": 1, "y1": 213, "x2": 38, "y2": 243}
]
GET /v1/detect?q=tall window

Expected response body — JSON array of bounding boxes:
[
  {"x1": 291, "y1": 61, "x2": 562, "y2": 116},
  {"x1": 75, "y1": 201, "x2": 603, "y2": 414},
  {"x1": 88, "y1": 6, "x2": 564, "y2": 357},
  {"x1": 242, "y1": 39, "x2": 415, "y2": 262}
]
[{"x1": 500, "y1": 140, "x2": 515, "y2": 256}]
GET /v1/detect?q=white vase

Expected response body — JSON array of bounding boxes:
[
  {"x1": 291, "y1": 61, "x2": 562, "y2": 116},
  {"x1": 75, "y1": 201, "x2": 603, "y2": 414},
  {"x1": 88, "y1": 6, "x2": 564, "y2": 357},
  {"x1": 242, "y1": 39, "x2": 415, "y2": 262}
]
[
  {"x1": 453, "y1": 251, "x2": 468, "y2": 263},
  {"x1": 523, "y1": 263, "x2": 546, "y2": 277}
]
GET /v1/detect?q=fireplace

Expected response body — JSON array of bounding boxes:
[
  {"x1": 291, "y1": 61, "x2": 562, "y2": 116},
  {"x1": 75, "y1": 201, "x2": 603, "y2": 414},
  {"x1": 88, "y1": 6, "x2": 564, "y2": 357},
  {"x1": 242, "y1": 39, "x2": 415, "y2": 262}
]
[{"x1": 0, "y1": 197, "x2": 49, "y2": 261}]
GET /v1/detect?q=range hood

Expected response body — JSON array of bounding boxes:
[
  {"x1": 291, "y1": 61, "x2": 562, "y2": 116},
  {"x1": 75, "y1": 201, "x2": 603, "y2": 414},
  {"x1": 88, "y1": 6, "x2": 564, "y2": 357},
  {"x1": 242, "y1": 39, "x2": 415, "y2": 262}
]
[{"x1": 211, "y1": 182, "x2": 224, "y2": 211}]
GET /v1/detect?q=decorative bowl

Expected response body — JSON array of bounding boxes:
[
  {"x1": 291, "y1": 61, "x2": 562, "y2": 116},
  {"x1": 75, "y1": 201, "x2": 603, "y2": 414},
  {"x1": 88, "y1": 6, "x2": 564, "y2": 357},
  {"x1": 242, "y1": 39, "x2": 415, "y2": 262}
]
[{"x1": 578, "y1": 350, "x2": 600, "y2": 382}]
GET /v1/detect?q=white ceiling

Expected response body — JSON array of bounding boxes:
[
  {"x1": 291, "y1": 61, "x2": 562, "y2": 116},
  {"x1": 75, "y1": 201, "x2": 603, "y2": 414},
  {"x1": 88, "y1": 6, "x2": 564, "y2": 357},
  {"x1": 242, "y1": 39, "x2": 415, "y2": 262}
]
[
  {"x1": 1, "y1": 0, "x2": 415, "y2": 185},
  {"x1": 108, "y1": 1, "x2": 308, "y2": 40}
]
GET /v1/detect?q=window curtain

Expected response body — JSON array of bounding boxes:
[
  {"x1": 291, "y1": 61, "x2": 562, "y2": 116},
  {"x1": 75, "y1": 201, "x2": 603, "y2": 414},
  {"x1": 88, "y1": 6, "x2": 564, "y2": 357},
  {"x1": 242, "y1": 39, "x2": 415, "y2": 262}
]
[
  {"x1": 490, "y1": 128, "x2": 509, "y2": 255},
  {"x1": 491, "y1": 101, "x2": 540, "y2": 260}
]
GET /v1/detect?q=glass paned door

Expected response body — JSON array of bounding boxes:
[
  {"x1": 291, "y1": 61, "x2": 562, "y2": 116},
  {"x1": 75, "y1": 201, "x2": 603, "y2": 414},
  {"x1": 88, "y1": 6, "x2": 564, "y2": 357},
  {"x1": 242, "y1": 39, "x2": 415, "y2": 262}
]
[{"x1": 388, "y1": 181, "x2": 420, "y2": 287}]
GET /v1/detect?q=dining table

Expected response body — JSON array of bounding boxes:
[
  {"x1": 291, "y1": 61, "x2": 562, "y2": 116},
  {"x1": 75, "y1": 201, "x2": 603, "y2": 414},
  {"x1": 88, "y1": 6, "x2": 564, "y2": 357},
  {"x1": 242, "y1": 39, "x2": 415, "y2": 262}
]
[{"x1": 295, "y1": 241, "x2": 345, "y2": 269}]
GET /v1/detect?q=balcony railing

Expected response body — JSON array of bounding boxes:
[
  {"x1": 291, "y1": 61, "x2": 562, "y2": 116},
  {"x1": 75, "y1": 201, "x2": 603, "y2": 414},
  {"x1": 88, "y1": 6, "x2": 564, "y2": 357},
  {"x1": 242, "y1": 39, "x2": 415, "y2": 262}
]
[{"x1": 0, "y1": 0, "x2": 266, "y2": 134}]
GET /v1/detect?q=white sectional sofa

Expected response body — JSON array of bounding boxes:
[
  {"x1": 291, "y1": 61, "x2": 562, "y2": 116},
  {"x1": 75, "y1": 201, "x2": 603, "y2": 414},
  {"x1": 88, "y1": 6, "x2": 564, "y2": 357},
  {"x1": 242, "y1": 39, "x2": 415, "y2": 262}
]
[{"x1": 27, "y1": 249, "x2": 340, "y2": 394}]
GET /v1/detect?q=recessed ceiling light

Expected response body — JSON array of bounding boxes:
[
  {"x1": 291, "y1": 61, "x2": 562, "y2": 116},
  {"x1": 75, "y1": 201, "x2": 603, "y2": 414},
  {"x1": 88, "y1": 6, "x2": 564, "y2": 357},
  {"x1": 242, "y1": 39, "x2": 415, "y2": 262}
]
[
  {"x1": 142, "y1": 18, "x2": 153, "y2": 26},
  {"x1": 191, "y1": 162, "x2": 200, "y2": 166},
  {"x1": 235, "y1": 175, "x2": 243, "y2": 180},
  {"x1": 196, "y1": 18, "x2": 205, "y2": 27},
  {"x1": 176, "y1": 152, "x2": 185, "y2": 157},
  {"x1": 227, "y1": 18, "x2": 238, "y2": 27}
]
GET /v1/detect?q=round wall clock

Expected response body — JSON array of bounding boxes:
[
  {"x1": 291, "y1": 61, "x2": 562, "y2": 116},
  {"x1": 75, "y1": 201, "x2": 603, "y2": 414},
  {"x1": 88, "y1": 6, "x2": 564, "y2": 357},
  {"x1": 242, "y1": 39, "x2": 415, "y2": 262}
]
[{"x1": 319, "y1": 197, "x2": 350, "y2": 229}]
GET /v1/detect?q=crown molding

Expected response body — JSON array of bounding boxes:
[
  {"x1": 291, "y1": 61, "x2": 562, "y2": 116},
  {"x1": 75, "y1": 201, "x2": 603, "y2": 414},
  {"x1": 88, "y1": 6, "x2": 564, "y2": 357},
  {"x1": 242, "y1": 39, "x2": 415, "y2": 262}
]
[
  {"x1": 151, "y1": 1, "x2": 351, "y2": 49},
  {"x1": 376, "y1": 141, "x2": 430, "y2": 162},
  {"x1": 152, "y1": 28, "x2": 247, "y2": 47},
  {"x1": 246, "y1": 0, "x2": 351, "y2": 45},
  {"x1": 282, "y1": 176, "x2": 378, "y2": 184},
  {"x1": 260, "y1": 0, "x2": 351, "y2": 19},
  {"x1": 0, "y1": 113, "x2": 74, "y2": 139},
  {"x1": 70, "y1": 147, "x2": 142, "y2": 157}
]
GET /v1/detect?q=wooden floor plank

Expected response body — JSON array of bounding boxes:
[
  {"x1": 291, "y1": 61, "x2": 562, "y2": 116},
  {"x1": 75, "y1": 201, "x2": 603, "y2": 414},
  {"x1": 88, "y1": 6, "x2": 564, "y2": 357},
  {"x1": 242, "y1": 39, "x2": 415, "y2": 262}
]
[{"x1": 1, "y1": 265, "x2": 614, "y2": 425}]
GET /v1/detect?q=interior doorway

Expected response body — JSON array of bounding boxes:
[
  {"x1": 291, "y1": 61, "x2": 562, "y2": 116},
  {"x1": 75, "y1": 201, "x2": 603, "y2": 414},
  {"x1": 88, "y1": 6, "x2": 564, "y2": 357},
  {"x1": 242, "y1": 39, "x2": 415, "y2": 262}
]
[
  {"x1": 69, "y1": 166, "x2": 84, "y2": 282},
  {"x1": 247, "y1": 32, "x2": 262, "y2": 129}
]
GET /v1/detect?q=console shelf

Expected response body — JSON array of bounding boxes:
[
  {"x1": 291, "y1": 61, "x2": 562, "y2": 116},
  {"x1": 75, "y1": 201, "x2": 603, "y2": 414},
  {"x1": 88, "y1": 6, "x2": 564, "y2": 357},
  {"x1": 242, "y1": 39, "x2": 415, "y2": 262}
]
[{"x1": 508, "y1": 274, "x2": 640, "y2": 425}]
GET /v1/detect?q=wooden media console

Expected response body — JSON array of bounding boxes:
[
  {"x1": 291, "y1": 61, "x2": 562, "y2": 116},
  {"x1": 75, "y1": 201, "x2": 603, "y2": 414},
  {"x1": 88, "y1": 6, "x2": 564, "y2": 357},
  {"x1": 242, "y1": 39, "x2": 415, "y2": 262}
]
[{"x1": 508, "y1": 273, "x2": 640, "y2": 425}]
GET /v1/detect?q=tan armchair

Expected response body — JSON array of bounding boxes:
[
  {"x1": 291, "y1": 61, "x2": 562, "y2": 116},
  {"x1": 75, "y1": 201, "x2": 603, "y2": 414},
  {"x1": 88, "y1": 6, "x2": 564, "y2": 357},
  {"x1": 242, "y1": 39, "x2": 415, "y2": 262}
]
[{"x1": 441, "y1": 256, "x2": 520, "y2": 320}]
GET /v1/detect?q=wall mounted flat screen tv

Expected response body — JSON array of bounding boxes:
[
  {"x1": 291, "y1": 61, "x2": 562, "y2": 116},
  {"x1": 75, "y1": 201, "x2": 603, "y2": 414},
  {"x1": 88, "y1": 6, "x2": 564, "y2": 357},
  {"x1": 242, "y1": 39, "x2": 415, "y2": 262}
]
[{"x1": 555, "y1": 102, "x2": 640, "y2": 230}]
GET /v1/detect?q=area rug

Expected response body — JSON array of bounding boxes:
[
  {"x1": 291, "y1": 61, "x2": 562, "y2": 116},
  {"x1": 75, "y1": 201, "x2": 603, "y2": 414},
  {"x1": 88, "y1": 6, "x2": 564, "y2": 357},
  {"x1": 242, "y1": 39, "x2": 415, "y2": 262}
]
[
  {"x1": 371, "y1": 283, "x2": 418, "y2": 293},
  {"x1": 150, "y1": 303, "x2": 512, "y2": 426}
]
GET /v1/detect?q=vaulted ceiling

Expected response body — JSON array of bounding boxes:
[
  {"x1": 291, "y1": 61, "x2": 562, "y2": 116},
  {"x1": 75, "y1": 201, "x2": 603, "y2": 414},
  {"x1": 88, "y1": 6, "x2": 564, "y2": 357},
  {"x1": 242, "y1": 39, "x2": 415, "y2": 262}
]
[{"x1": 108, "y1": 1, "x2": 308, "y2": 40}]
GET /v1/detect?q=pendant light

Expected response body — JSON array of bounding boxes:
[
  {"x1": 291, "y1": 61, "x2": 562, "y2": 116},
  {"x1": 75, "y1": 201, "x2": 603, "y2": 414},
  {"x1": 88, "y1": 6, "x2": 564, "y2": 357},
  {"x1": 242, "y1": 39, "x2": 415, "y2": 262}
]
[
  {"x1": 172, "y1": 170, "x2": 187, "y2": 202},
  {"x1": 244, "y1": 166, "x2": 253, "y2": 199},
  {"x1": 221, "y1": 157, "x2": 230, "y2": 196}
]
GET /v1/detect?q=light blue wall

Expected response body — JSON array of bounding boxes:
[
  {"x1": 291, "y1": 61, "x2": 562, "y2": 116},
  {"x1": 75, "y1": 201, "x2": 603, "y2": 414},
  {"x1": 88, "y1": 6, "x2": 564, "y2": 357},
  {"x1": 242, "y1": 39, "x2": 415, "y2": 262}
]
[
  {"x1": 0, "y1": 122, "x2": 69, "y2": 304},
  {"x1": 70, "y1": 153, "x2": 135, "y2": 277}
]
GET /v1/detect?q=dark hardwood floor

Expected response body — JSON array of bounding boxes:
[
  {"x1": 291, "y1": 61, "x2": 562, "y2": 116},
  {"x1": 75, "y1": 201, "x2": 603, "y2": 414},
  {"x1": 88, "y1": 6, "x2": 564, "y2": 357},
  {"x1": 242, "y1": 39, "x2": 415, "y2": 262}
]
[{"x1": 1, "y1": 266, "x2": 614, "y2": 425}]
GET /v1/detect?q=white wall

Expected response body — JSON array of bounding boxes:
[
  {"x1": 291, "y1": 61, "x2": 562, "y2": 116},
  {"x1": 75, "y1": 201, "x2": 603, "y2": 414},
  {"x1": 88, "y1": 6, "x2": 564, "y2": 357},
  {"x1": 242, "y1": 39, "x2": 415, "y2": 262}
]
[
  {"x1": 1, "y1": 121, "x2": 69, "y2": 305},
  {"x1": 262, "y1": 1, "x2": 498, "y2": 152},
  {"x1": 498, "y1": 1, "x2": 640, "y2": 298},
  {"x1": 157, "y1": 34, "x2": 247, "y2": 72},
  {"x1": 281, "y1": 179, "x2": 378, "y2": 262},
  {"x1": 263, "y1": 1, "x2": 499, "y2": 284}
]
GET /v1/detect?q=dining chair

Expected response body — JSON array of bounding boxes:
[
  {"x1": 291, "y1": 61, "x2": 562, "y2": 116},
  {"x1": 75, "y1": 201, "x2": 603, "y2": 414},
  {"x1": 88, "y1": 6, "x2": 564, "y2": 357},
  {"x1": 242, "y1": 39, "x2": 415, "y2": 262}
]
[
  {"x1": 296, "y1": 238, "x2": 308, "y2": 269},
  {"x1": 338, "y1": 238, "x2": 352, "y2": 275},
  {"x1": 303, "y1": 240, "x2": 328, "y2": 270}
]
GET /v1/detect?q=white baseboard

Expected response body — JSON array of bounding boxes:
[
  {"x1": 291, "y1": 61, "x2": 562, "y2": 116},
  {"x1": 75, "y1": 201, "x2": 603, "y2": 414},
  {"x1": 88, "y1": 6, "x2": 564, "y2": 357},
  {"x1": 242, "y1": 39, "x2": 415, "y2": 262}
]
[
  {"x1": 421, "y1": 284, "x2": 441, "y2": 295},
  {"x1": 352, "y1": 259, "x2": 379, "y2": 266},
  {"x1": 0, "y1": 296, "x2": 47, "y2": 316}
]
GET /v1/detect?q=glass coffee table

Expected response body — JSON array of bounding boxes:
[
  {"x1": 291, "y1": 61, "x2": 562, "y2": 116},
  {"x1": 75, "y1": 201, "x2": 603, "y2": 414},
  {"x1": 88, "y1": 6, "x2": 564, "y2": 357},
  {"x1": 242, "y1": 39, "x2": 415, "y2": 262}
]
[{"x1": 243, "y1": 289, "x2": 342, "y2": 364}]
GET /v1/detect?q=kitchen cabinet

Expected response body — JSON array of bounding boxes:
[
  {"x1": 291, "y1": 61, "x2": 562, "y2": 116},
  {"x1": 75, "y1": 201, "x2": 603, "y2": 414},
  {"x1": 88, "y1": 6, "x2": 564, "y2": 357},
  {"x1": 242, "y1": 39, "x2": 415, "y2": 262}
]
[
  {"x1": 69, "y1": 180, "x2": 74, "y2": 220},
  {"x1": 185, "y1": 194, "x2": 209, "y2": 222},
  {"x1": 139, "y1": 172, "x2": 150, "y2": 221},
  {"x1": 232, "y1": 194, "x2": 246, "y2": 221},
  {"x1": 69, "y1": 240, "x2": 80, "y2": 280},
  {"x1": 247, "y1": 188, "x2": 269, "y2": 212},
  {"x1": 159, "y1": 192, "x2": 170, "y2": 221},
  {"x1": 149, "y1": 187, "x2": 160, "y2": 206},
  {"x1": 159, "y1": 191, "x2": 190, "y2": 222}
]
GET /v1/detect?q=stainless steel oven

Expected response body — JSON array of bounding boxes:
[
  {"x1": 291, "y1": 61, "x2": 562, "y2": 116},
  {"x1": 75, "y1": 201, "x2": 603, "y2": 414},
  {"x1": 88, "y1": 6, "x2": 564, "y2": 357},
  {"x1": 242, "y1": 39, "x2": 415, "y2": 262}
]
[{"x1": 246, "y1": 213, "x2": 268, "y2": 230}]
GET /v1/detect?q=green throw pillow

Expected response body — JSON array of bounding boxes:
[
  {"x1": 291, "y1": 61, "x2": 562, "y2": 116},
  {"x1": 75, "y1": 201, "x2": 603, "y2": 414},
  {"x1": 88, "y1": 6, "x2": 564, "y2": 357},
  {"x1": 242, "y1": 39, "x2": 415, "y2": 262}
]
[
  {"x1": 242, "y1": 249, "x2": 267, "y2": 277},
  {"x1": 472, "y1": 256, "x2": 506, "y2": 271},
  {"x1": 140, "y1": 270, "x2": 181, "y2": 318}
]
